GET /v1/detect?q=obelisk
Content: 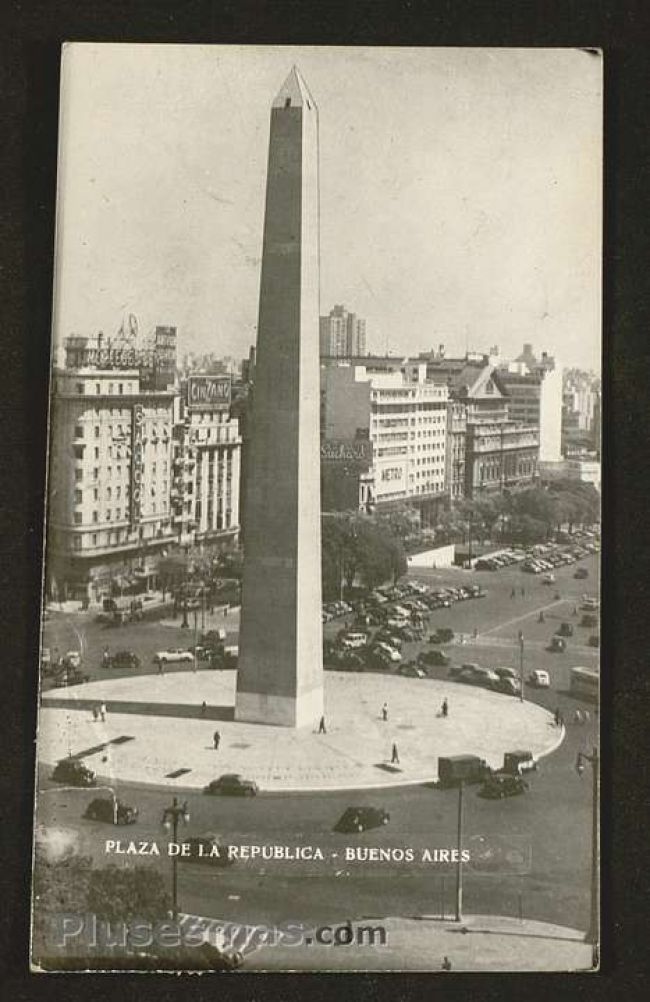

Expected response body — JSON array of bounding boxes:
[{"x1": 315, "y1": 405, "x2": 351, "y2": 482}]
[{"x1": 235, "y1": 67, "x2": 324, "y2": 727}]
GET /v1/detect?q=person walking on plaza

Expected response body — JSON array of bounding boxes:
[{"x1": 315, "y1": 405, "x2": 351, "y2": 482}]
[
  {"x1": 391, "y1": 742, "x2": 400, "y2": 765},
  {"x1": 213, "y1": 730, "x2": 221, "y2": 751},
  {"x1": 92, "y1": 705, "x2": 99, "y2": 722},
  {"x1": 554, "y1": 706, "x2": 561, "y2": 727},
  {"x1": 441, "y1": 698, "x2": 449, "y2": 719},
  {"x1": 201, "y1": 701, "x2": 207, "y2": 716},
  {"x1": 99, "y1": 702, "x2": 107, "y2": 722},
  {"x1": 510, "y1": 587, "x2": 516, "y2": 599},
  {"x1": 441, "y1": 956, "x2": 452, "y2": 971},
  {"x1": 381, "y1": 703, "x2": 388, "y2": 722},
  {"x1": 318, "y1": 715, "x2": 327, "y2": 734},
  {"x1": 538, "y1": 610, "x2": 545, "y2": 623}
]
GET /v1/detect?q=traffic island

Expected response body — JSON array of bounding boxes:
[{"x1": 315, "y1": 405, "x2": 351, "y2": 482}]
[{"x1": 39, "y1": 671, "x2": 563, "y2": 793}]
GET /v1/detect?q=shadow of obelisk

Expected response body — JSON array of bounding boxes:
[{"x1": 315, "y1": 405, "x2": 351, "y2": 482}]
[{"x1": 235, "y1": 67, "x2": 324, "y2": 727}]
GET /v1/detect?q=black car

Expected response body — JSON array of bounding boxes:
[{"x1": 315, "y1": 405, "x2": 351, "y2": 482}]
[
  {"x1": 105, "y1": 650, "x2": 141, "y2": 670},
  {"x1": 556, "y1": 622, "x2": 574, "y2": 637},
  {"x1": 429, "y1": 627, "x2": 454, "y2": 644},
  {"x1": 418, "y1": 649, "x2": 451, "y2": 668},
  {"x1": 479, "y1": 773, "x2": 529, "y2": 799},
  {"x1": 52, "y1": 758, "x2": 96, "y2": 787},
  {"x1": 178, "y1": 834, "x2": 235, "y2": 867},
  {"x1": 83, "y1": 796, "x2": 139, "y2": 825},
  {"x1": 204, "y1": 774, "x2": 259, "y2": 797},
  {"x1": 333, "y1": 806, "x2": 390, "y2": 833}
]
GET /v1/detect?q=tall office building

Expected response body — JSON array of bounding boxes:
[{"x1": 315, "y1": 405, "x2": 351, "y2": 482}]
[
  {"x1": 236, "y1": 68, "x2": 324, "y2": 728},
  {"x1": 319, "y1": 304, "x2": 366, "y2": 357}
]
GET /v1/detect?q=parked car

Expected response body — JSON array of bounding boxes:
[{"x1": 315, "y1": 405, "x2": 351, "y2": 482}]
[
  {"x1": 153, "y1": 649, "x2": 195, "y2": 666},
  {"x1": 105, "y1": 650, "x2": 141, "y2": 670},
  {"x1": 574, "y1": 567, "x2": 589, "y2": 579},
  {"x1": 333, "y1": 806, "x2": 390, "y2": 833},
  {"x1": 373, "y1": 642, "x2": 401, "y2": 663},
  {"x1": 556, "y1": 622, "x2": 574, "y2": 637},
  {"x1": 53, "y1": 665, "x2": 91, "y2": 687},
  {"x1": 83, "y1": 796, "x2": 139, "y2": 825},
  {"x1": 494, "y1": 676, "x2": 521, "y2": 696},
  {"x1": 542, "y1": 573, "x2": 555, "y2": 585},
  {"x1": 63, "y1": 650, "x2": 82, "y2": 668},
  {"x1": 581, "y1": 597, "x2": 599, "y2": 612},
  {"x1": 549, "y1": 636, "x2": 566, "y2": 653},
  {"x1": 178, "y1": 834, "x2": 235, "y2": 867},
  {"x1": 479, "y1": 773, "x2": 529, "y2": 799},
  {"x1": 52, "y1": 758, "x2": 96, "y2": 787},
  {"x1": 204, "y1": 774, "x2": 259, "y2": 797},
  {"x1": 528, "y1": 669, "x2": 551, "y2": 688}
]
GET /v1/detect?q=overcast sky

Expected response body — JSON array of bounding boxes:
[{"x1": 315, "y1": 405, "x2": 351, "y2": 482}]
[{"x1": 53, "y1": 45, "x2": 602, "y2": 370}]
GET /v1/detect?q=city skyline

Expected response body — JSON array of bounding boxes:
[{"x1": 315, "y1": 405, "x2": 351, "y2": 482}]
[{"x1": 53, "y1": 45, "x2": 601, "y2": 371}]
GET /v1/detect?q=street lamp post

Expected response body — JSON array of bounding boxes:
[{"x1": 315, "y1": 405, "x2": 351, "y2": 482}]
[
  {"x1": 575, "y1": 747, "x2": 599, "y2": 966},
  {"x1": 161, "y1": 797, "x2": 190, "y2": 919},
  {"x1": 455, "y1": 780, "x2": 464, "y2": 922},
  {"x1": 518, "y1": 630, "x2": 525, "y2": 703}
]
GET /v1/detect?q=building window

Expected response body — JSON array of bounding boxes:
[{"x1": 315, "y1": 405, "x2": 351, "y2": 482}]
[
  {"x1": 76, "y1": 383, "x2": 84, "y2": 395},
  {"x1": 75, "y1": 469, "x2": 83, "y2": 482},
  {"x1": 94, "y1": 426, "x2": 100, "y2": 438},
  {"x1": 92, "y1": 533, "x2": 98, "y2": 545},
  {"x1": 119, "y1": 383, "x2": 124, "y2": 394},
  {"x1": 92, "y1": 511, "x2": 98, "y2": 523},
  {"x1": 108, "y1": 384, "x2": 114, "y2": 394},
  {"x1": 74, "y1": 425, "x2": 83, "y2": 438},
  {"x1": 74, "y1": 489, "x2": 82, "y2": 505},
  {"x1": 106, "y1": 510, "x2": 111, "y2": 521},
  {"x1": 73, "y1": 536, "x2": 82, "y2": 549},
  {"x1": 94, "y1": 447, "x2": 99, "y2": 460},
  {"x1": 95, "y1": 384, "x2": 100, "y2": 395},
  {"x1": 73, "y1": 512, "x2": 82, "y2": 525},
  {"x1": 73, "y1": 446, "x2": 84, "y2": 460}
]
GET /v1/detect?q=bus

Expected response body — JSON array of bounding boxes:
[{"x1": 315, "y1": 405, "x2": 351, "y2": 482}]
[{"x1": 569, "y1": 666, "x2": 599, "y2": 702}]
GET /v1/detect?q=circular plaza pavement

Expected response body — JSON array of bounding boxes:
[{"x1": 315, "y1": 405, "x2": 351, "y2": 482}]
[{"x1": 40, "y1": 671, "x2": 563, "y2": 793}]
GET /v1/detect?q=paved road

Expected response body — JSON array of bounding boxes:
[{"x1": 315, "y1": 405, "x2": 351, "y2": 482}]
[{"x1": 38, "y1": 551, "x2": 599, "y2": 936}]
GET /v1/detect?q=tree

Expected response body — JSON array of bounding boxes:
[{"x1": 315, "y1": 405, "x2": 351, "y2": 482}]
[{"x1": 87, "y1": 865, "x2": 170, "y2": 924}]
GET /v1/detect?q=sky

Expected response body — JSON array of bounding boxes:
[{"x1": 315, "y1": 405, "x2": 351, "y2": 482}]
[{"x1": 53, "y1": 45, "x2": 602, "y2": 370}]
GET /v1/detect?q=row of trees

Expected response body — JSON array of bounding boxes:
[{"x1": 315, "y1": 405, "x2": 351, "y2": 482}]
[
  {"x1": 434, "y1": 481, "x2": 600, "y2": 547},
  {"x1": 321, "y1": 513, "x2": 408, "y2": 600}
]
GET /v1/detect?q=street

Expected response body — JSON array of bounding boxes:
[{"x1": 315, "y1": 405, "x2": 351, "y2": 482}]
[{"x1": 38, "y1": 552, "x2": 599, "y2": 935}]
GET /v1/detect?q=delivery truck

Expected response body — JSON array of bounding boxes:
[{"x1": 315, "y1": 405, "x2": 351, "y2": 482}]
[{"x1": 437, "y1": 754, "x2": 490, "y2": 788}]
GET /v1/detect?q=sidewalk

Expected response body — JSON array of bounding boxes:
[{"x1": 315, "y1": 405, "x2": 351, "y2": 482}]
[{"x1": 180, "y1": 911, "x2": 594, "y2": 972}]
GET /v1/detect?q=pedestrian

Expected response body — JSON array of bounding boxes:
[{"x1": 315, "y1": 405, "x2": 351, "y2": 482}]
[
  {"x1": 553, "y1": 707, "x2": 560, "y2": 727},
  {"x1": 318, "y1": 715, "x2": 327, "y2": 734},
  {"x1": 441, "y1": 698, "x2": 449, "y2": 718},
  {"x1": 102, "y1": 647, "x2": 110, "y2": 667},
  {"x1": 558, "y1": 712, "x2": 565, "y2": 729},
  {"x1": 224, "y1": 606, "x2": 228, "y2": 618},
  {"x1": 213, "y1": 730, "x2": 220, "y2": 750},
  {"x1": 99, "y1": 702, "x2": 107, "y2": 722},
  {"x1": 520, "y1": 587, "x2": 525, "y2": 598},
  {"x1": 538, "y1": 611, "x2": 545, "y2": 623},
  {"x1": 92, "y1": 705, "x2": 98, "y2": 722},
  {"x1": 573, "y1": 605, "x2": 578, "y2": 616},
  {"x1": 510, "y1": 587, "x2": 516, "y2": 599},
  {"x1": 473, "y1": 626, "x2": 478, "y2": 639},
  {"x1": 201, "y1": 701, "x2": 207, "y2": 716},
  {"x1": 381, "y1": 703, "x2": 388, "y2": 722},
  {"x1": 441, "y1": 956, "x2": 452, "y2": 971},
  {"x1": 391, "y1": 742, "x2": 400, "y2": 765},
  {"x1": 574, "y1": 709, "x2": 583, "y2": 725},
  {"x1": 583, "y1": 710, "x2": 590, "y2": 724}
]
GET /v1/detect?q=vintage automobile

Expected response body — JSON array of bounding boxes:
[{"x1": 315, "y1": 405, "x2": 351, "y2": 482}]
[
  {"x1": 204, "y1": 774, "x2": 259, "y2": 797},
  {"x1": 51, "y1": 758, "x2": 96, "y2": 787},
  {"x1": 549, "y1": 636, "x2": 566, "y2": 653},
  {"x1": 528, "y1": 669, "x2": 551, "y2": 688},
  {"x1": 333, "y1": 806, "x2": 390, "y2": 833},
  {"x1": 83, "y1": 796, "x2": 139, "y2": 825},
  {"x1": 418, "y1": 649, "x2": 451, "y2": 668},
  {"x1": 104, "y1": 650, "x2": 141, "y2": 670},
  {"x1": 153, "y1": 648, "x2": 195, "y2": 666},
  {"x1": 479, "y1": 773, "x2": 529, "y2": 799},
  {"x1": 556, "y1": 622, "x2": 574, "y2": 637}
]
